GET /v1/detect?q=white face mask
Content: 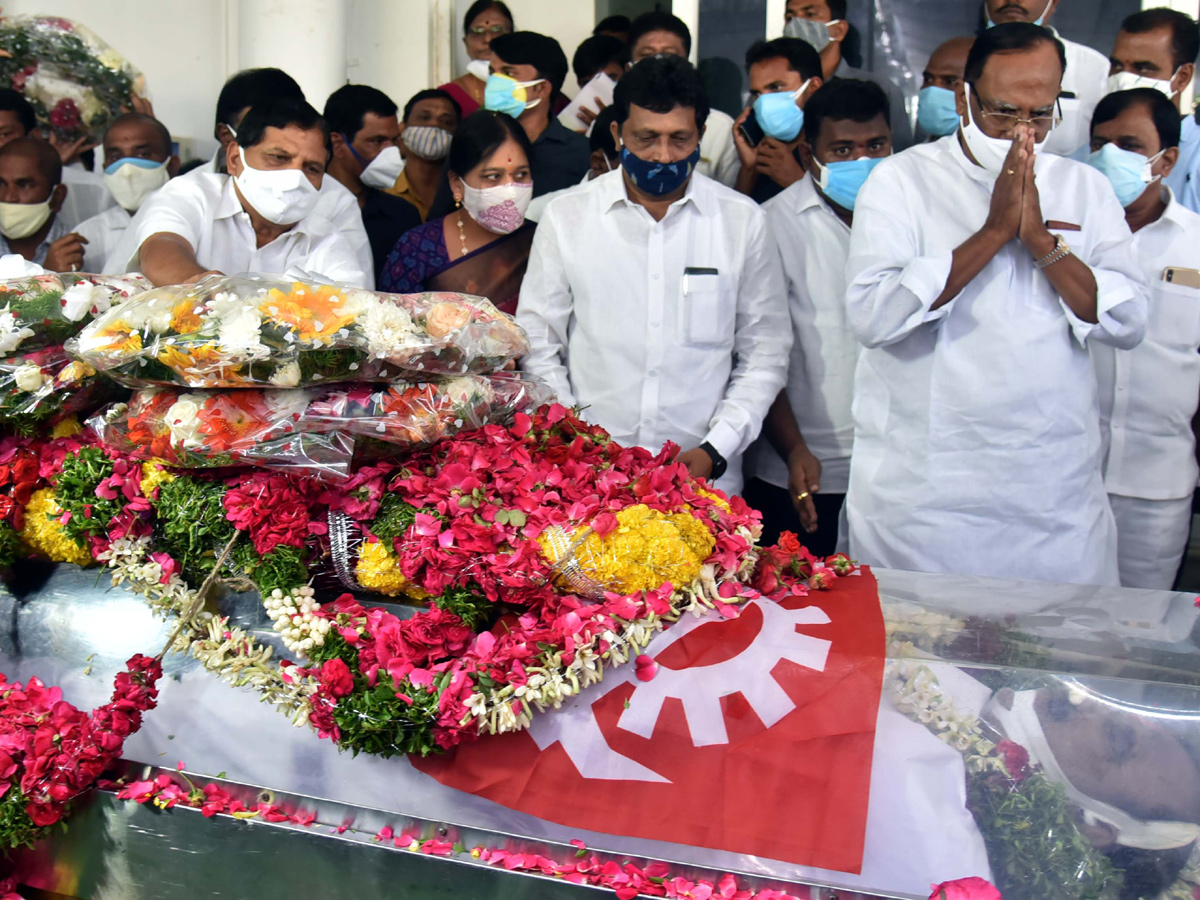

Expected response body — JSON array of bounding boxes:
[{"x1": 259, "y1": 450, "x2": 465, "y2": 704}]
[
  {"x1": 103, "y1": 158, "x2": 171, "y2": 212},
  {"x1": 466, "y1": 58, "x2": 492, "y2": 82},
  {"x1": 460, "y1": 181, "x2": 532, "y2": 234},
  {"x1": 233, "y1": 147, "x2": 321, "y2": 225},
  {"x1": 0, "y1": 199, "x2": 52, "y2": 240},
  {"x1": 360, "y1": 145, "x2": 406, "y2": 190},
  {"x1": 1106, "y1": 68, "x2": 1180, "y2": 99}
]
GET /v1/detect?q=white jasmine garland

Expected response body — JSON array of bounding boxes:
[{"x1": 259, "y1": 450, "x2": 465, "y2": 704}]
[
  {"x1": 165, "y1": 394, "x2": 206, "y2": 449},
  {"x1": 11, "y1": 364, "x2": 45, "y2": 393},
  {"x1": 0, "y1": 306, "x2": 34, "y2": 353}
]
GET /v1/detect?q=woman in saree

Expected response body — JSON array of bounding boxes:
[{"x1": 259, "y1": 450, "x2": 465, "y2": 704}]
[
  {"x1": 379, "y1": 110, "x2": 535, "y2": 315},
  {"x1": 438, "y1": 0, "x2": 514, "y2": 117}
]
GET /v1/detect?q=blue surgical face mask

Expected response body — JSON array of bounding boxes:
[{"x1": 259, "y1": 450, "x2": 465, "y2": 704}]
[
  {"x1": 1087, "y1": 142, "x2": 1164, "y2": 207},
  {"x1": 783, "y1": 16, "x2": 844, "y2": 54},
  {"x1": 814, "y1": 156, "x2": 885, "y2": 211},
  {"x1": 619, "y1": 142, "x2": 701, "y2": 196},
  {"x1": 917, "y1": 86, "x2": 961, "y2": 137},
  {"x1": 985, "y1": 0, "x2": 1050, "y2": 27},
  {"x1": 484, "y1": 73, "x2": 545, "y2": 119},
  {"x1": 752, "y1": 80, "x2": 813, "y2": 142}
]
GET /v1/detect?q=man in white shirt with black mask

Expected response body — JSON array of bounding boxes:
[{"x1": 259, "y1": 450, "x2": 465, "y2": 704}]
[
  {"x1": 844, "y1": 23, "x2": 1147, "y2": 587},
  {"x1": 980, "y1": 0, "x2": 1109, "y2": 158},
  {"x1": 518, "y1": 55, "x2": 790, "y2": 496},
  {"x1": 113, "y1": 98, "x2": 367, "y2": 288},
  {"x1": 1087, "y1": 89, "x2": 1200, "y2": 590},
  {"x1": 75, "y1": 113, "x2": 177, "y2": 273}
]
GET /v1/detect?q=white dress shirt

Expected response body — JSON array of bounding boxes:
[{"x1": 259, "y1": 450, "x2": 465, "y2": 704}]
[
  {"x1": 1041, "y1": 33, "x2": 1110, "y2": 158},
  {"x1": 57, "y1": 162, "x2": 117, "y2": 230},
  {"x1": 172, "y1": 155, "x2": 374, "y2": 285},
  {"x1": 75, "y1": 205, "x2": 131, "y2": 274},
  {"x1": 697, "y1": 109, "x2": 741, "y2": 189},
  {"x1": 1095, "y1": 188, "x2": 1200, "y2": 501},
  {"x1": 517, "y1": 168, "x2": 791, "y2": 496},
  {"x1": 746, "y1": 176, "x2": 856, "y2": 494},
  {"x1": 106, "y1": 172, "x2": 369, "y2": 288},
  {"x1": 845, "y1": 135, "x2": 1147, "y2": 587}
]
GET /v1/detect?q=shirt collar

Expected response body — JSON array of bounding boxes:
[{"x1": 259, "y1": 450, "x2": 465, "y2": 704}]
[
  {"x1": 535, "y1": 118, "x2": 571, "y2": 146},
  {"x1": 601, "y1": 166, "x2": 712, "y2": 217},
  {"x1": 1159, "y1": 186, "x2": 1192, "y2": 229}
]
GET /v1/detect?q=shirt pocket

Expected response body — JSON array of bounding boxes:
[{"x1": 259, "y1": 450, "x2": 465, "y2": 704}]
[
  {"x1": 1149, "y1": 280, "x2": 1200, "y2": 350},
  {"x1": 679, "y1": 268, "x2": 735, "y2": 347}
]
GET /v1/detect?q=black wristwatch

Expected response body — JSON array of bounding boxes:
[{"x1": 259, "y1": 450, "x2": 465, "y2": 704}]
[{"x1": 698, "y1": 442, "x2": 727, "y2": 481}]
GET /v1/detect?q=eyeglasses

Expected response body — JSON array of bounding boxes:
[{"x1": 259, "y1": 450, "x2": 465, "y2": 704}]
[
  {"x1": 977, "y1": 97, "x2": 1063, "y2": 130},
  {"x1": 469, "y1": 25, "x2": 510, "y2": 36}
]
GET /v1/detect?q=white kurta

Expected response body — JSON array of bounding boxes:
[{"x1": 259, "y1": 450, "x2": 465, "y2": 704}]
[
  {"x1": 845, "y1": 135, "x2": 1147, "y2": 586},
  {"x1": 746, "y1": 176, "x2": 857, "y2": 494},
  {"x1": 58, "y1": 162, "x2": 117, "y2": 230},
  {"x1": 74, "y1": 205, "x2": 131, "y2": 274},
  {"x1": 517, "y1": 168, "x2": 791, "y2": 496},
  {"x1": 1042, "y1": 33, "x2": 1110, "y2": 158},
  {"x1": 106, "y1": 172, "x2": 369, "y2": 288}
]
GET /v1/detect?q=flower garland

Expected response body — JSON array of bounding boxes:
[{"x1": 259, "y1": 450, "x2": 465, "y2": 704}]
[
  {"x1": 888, "y1": 662, "x2": 1123, "y2": 900},
  {"x1": 0, "y1": 653, "x2": 161, "y2": 850}
]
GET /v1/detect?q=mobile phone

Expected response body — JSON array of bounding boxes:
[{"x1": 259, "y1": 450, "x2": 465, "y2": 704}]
[
  {"x1": 739, "y1": 109, "x2": 765, "y2": 148},
  {"x1": 1164, "y1": 267, "x2": 1200, "y2": 289}
]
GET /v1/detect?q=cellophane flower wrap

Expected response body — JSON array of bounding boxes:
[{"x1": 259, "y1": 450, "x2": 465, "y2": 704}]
[
  {"x1": 70, "y1": 276, "x2": 531, "y2": 389},
  {"x1": 0, "y1": 16, "x2": 146, "y2": 142},
  {"x1": 86, "y1": 372, "x2": 552, "y2": 473},
  {"x1": 0, "y1": 347, "x2": 114, "y2": 433},
  {"x1": 0, "y1": 272, "x2": 149, "y2": 357}
]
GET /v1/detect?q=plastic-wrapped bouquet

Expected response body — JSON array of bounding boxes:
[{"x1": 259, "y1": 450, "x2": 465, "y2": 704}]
[
  {"x1": 0, "y1": 272, "x2": 150, "y2": 356},
  {"x1": 0, "y1": 16, "x2": 146, "y2": 142},
  {"x1": 86, "y1": 373, "x2": 551, "y2": 474},
  {"x1": 70, "y1": 277, "x2": 530, "y2": 389},
  {"x1": 0, "y1": 347, "x2": 114, "y2": 433}
]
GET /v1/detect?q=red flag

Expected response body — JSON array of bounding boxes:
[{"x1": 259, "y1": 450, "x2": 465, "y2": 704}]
[{"x1": 414, "y1": 568, "x2": 884, "y2": 874}]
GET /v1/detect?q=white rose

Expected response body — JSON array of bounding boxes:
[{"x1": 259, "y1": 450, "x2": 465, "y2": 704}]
[
  {"x1": 269, "y1": 361, "x2": 302, "y2": 388},
  {"x1": 443, "y1": 376, "x2": 486, "y2": 407},
  {"x1": 165, "y1": 395, "x2": 205, "y2": 449},
  {"x1": 0, "y1": 307, "x2": 34, "y2": 354},
  {"x1": 60, "y1": 282, "x2": 103, "y2": 322},
  {"x1": 12, "y1": 364, "x2": 45, "y2": 393},
  {"x1": 265, "y1": 389, "x2": 311, "y2": 420}
]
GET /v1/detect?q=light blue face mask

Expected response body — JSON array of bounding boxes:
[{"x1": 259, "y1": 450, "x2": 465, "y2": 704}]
[
  {"x1": 484, "y1": 73, "x2": 545, "y2": 119},
  {"x1": 1087, "y1": 142, "x2": 1163, "y2": 207},
  {"x1": 752, "y1": 80, "x2": 812, "y2": 142},
  {"x1": 103, "y1": 157, "x2": 166, "y2": 176},
  {"x1": 916, "y1": 86, "x2": 961, "y2": 137},
  {"x1": 985, "y1": 0, "x2": 1050, "y2": 27},
  {"x1": 814, "y1": 156, "x2": 885, "y2": 211}
]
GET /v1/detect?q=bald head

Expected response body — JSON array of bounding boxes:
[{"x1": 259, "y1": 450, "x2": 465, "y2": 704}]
[
  {"x1": 0, "y1": 137, "x2": 61, "y2": 185},
  {"x1": 924, "y1": 37, "x2": 974, "y2": 91}
]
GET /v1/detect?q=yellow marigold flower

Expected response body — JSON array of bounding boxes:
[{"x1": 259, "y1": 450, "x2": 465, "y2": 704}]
[
  {"x1": 140, "y1": 462, "x2": 175, "y2": 498},
  {"x1": 20, "y1": 489, "x2": 93, "y2": 566},
  {"x1": 356, "y1": 540, "x2": 429, "y2": 600},
  {"x1": 695, "y1": 487, "x2": 731, "y2": 513},
  {"x1": 541, "y1": 504, "x2": 715, "y2": 595},
  {"x1": 260, "y1": 283, "x2": 355, "y2": 345},
  {"x1": 51, "y1": 416, "x2": 82, "y2": 438}
]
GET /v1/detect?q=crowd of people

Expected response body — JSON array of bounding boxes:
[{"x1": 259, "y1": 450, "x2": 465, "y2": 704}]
[{"x1": 2, "y1": 0, "x2": 1198, "y2": 590}]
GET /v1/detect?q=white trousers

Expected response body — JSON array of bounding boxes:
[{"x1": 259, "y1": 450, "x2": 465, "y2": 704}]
[{"x1": 1109, "y1": 493, "x2": 1194, "y2": 590}]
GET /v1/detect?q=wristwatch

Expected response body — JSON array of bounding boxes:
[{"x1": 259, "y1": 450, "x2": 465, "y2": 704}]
[
  {"x1": 698, "y1": 442, "x2": 727, "y2": 481},
  {"x1": 1035, "y1": 233, "x2": 1071, "y2": 270}
]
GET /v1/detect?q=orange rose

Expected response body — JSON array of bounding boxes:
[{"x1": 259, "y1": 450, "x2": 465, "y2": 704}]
[{"x1": 424, "y1": 302, "x2": 473, "y2": 339}]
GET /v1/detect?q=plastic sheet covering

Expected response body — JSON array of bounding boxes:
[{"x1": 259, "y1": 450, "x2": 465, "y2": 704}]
[
  {"x1": 0, "y1": 272, "x2": 149, "y2": 357},
  {"x1": 0, "y1": 16, "x2": 147, "y2": 142},
  {"x1": 86, "y1": 373, "x2": 551, "y2": 473},
  {"x1": 69, "y1": 276, "x2": 530, "y2": 389},
  {"x1": 0, "y1": 346, "x2": 116, "y2": 431}
]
